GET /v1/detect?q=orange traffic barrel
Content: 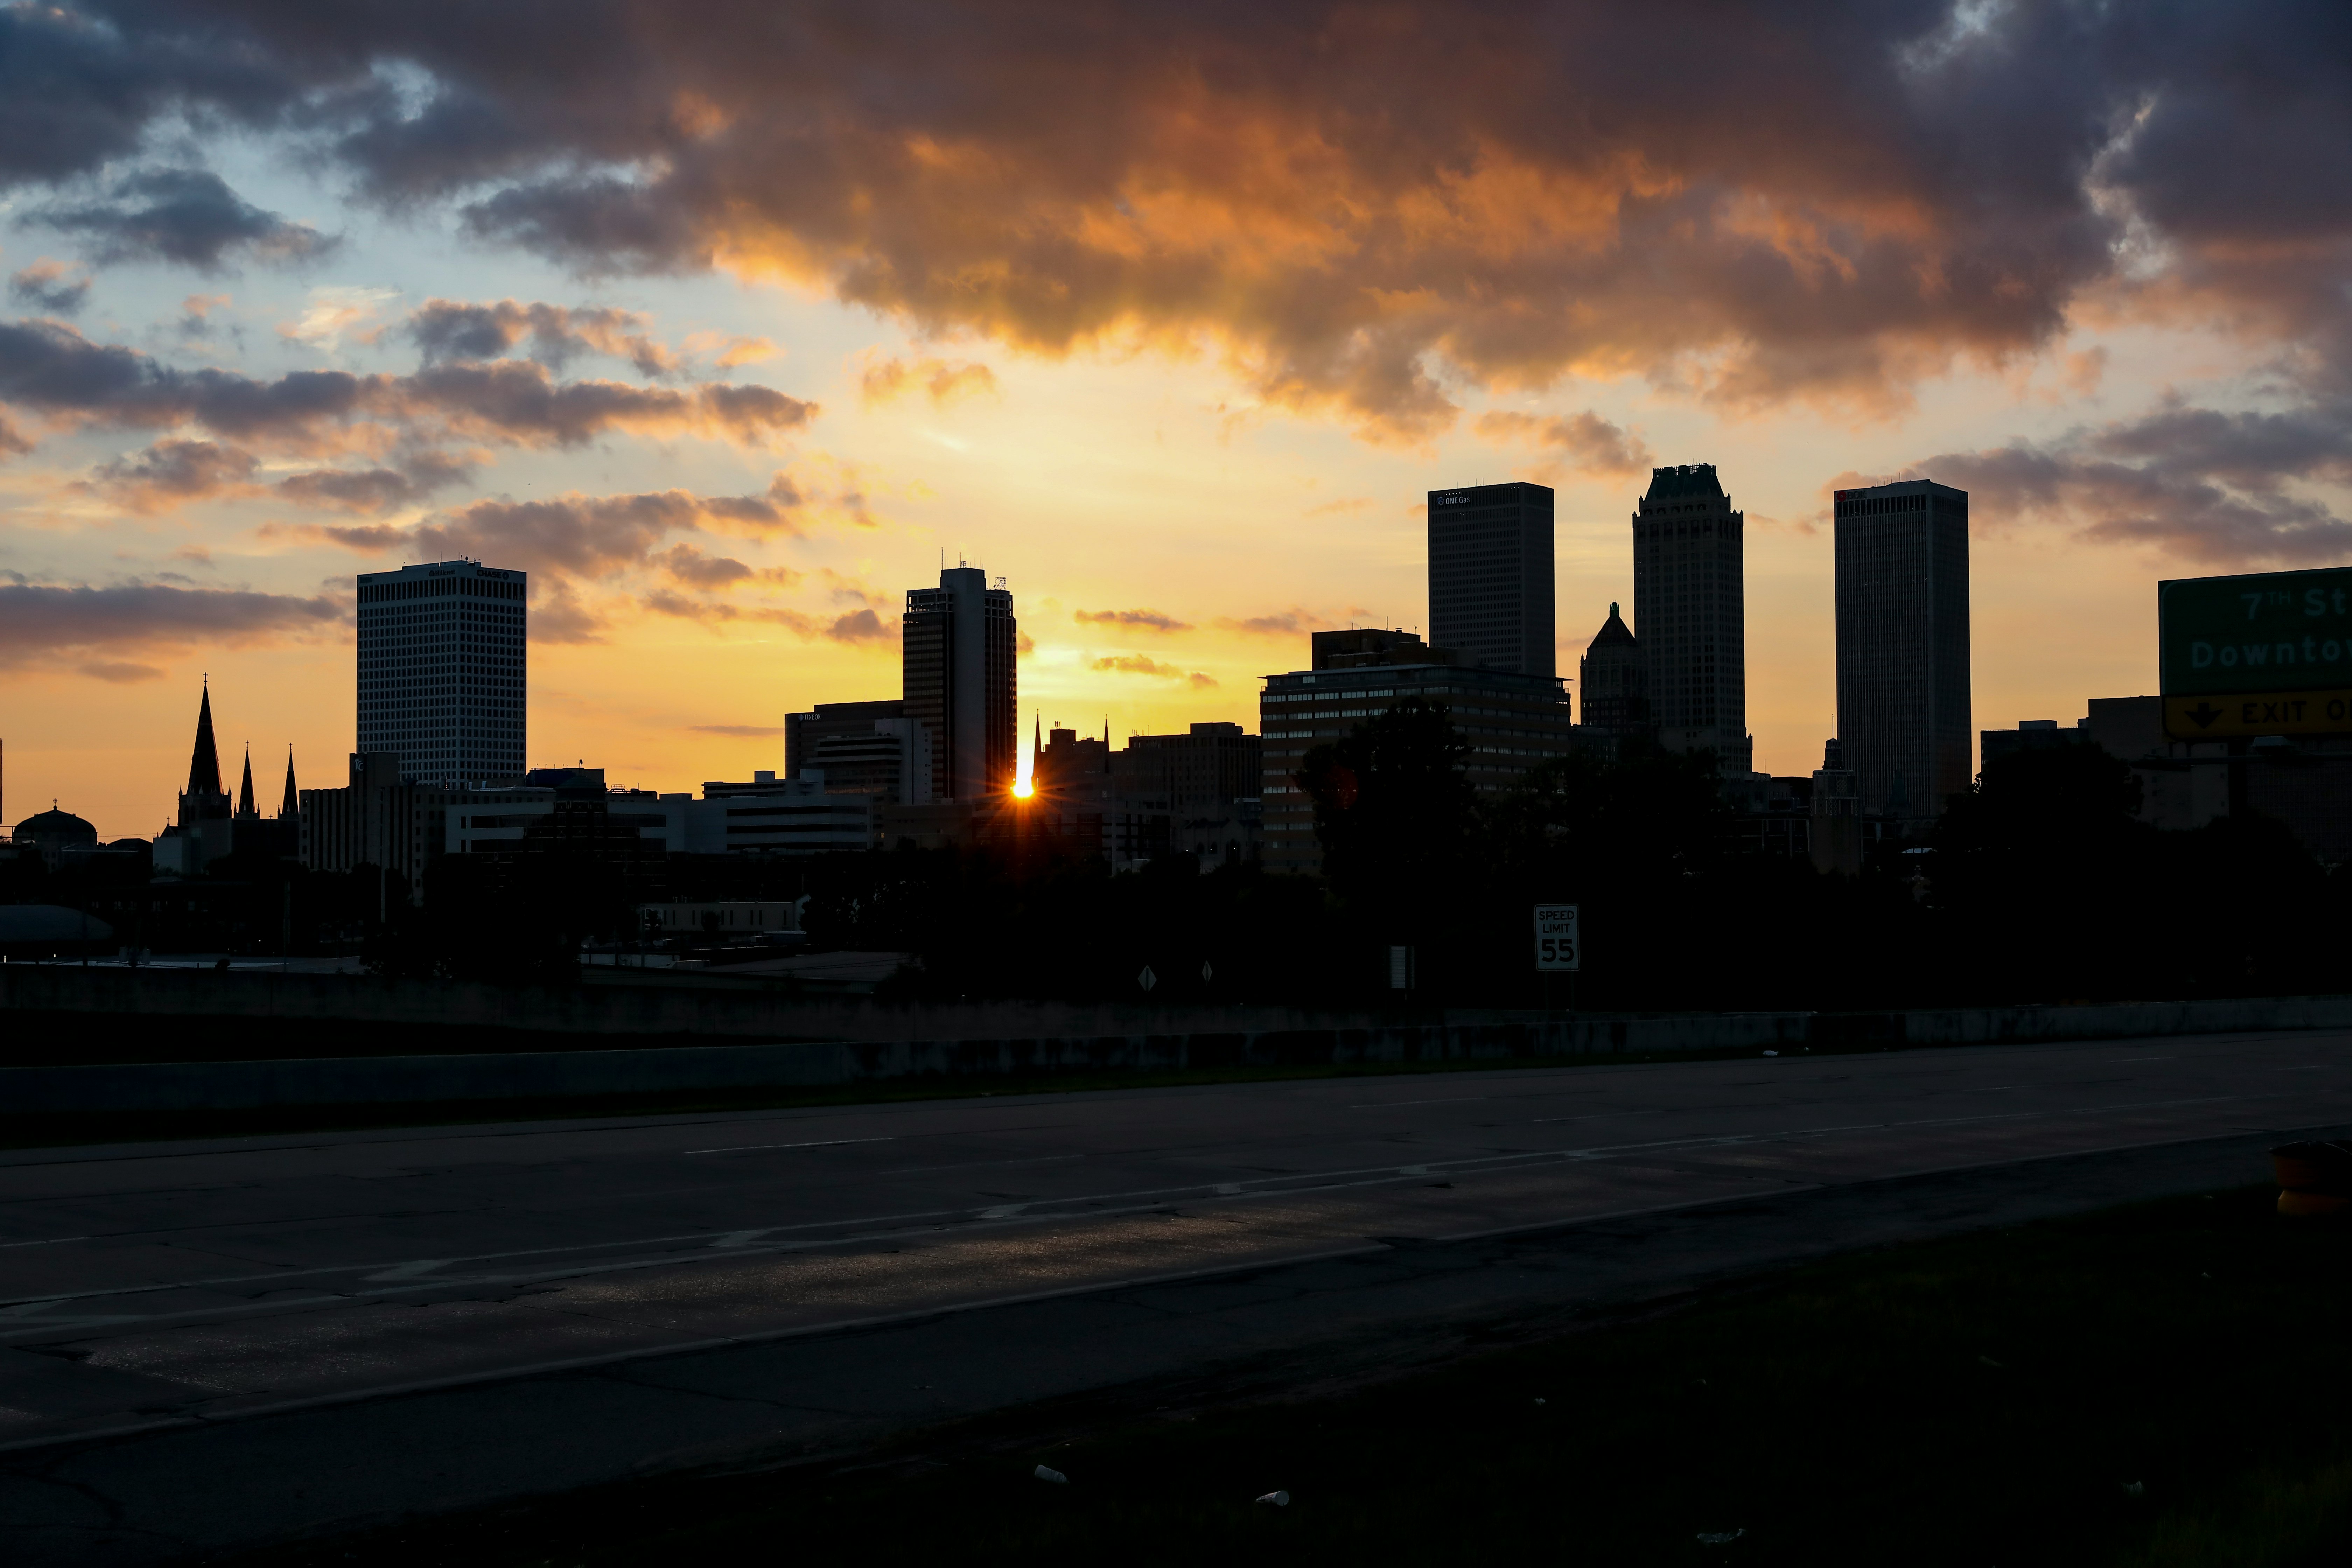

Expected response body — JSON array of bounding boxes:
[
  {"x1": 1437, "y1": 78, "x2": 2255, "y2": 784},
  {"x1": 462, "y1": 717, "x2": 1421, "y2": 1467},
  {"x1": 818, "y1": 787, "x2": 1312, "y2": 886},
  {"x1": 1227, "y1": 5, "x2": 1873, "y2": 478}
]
[{"x1": 2272, "y1": 1140, "x2": 2352, "y2": 1217}]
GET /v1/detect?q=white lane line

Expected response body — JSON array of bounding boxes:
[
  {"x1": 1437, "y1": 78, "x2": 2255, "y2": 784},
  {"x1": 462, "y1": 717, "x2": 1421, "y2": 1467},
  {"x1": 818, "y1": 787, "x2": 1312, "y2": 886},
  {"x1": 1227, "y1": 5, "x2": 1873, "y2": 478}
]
[
  {"x1": 684, "y1": 1136, "x2": 896, "y2": 1156},
  {"x1": 0, "y1": 1237, "x2": 89, "y2": 1249},
  {"x1": 1349, "y1": 1096, "x2": 1488, "y2": 1109}
]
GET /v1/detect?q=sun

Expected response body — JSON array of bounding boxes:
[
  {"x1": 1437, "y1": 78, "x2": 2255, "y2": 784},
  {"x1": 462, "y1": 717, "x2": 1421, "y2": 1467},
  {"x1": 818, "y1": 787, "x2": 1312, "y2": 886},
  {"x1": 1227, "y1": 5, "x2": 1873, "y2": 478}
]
[{"x1": 1011, "y1": 778, "x2": 1035, "y2": 798}]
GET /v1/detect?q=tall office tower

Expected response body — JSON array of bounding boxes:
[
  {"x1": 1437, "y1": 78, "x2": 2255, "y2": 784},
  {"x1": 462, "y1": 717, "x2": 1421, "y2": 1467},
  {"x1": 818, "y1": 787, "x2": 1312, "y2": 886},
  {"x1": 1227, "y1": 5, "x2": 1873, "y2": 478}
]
[
  {"x1": 1833, "y1": 478, "x2": 1971, "y2": 821},
  {"x1": 902, "y1": 565, "x2": 1017, "y2": 800},
  {"x1": 1631, "y1": 464, "x2": 1750, "y2": 771},
  {"x1": 1577, "y1": 602, "x2": 1648, "y2": 737},
  {"x1": 1427, "y1": 481, "x2": 1555, "y2": 676},
  {"x1": 356, "y1": 559, "x2": 529, "y2": 785}
]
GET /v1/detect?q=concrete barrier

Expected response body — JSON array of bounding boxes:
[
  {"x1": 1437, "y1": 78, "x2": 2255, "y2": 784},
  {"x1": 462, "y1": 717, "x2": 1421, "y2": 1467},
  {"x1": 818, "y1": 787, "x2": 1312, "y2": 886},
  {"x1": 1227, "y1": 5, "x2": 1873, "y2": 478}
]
[{"x1": 5, "y1": 982, "x2": 2352, "y2": 1113}]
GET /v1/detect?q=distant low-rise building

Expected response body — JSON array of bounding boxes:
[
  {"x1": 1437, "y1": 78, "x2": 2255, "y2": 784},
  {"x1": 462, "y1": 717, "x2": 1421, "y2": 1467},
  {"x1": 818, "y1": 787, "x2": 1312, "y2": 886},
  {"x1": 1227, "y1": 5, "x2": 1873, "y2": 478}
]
[{"x1": 1259, "y1": 628, "x2": 1575, "y2": 876}]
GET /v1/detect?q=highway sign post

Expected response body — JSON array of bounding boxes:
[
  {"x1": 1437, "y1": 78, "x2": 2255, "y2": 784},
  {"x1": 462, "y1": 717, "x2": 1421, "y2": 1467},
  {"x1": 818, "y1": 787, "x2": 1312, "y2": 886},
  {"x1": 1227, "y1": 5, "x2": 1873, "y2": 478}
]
[
  {"x1": 2160, "y1": 567, "x2": 2352, "y2": 739},
  {"x1": 1534, "y1": 903, "x2": 1579, "y2": 1013}
]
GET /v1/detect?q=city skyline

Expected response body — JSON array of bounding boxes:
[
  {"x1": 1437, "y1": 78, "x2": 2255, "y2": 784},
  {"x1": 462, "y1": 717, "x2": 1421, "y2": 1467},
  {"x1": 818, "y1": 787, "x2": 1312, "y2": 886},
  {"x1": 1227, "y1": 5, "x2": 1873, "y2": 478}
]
[{"x1": 5, "y1": 6, "x2": 2347, "y2": 836}]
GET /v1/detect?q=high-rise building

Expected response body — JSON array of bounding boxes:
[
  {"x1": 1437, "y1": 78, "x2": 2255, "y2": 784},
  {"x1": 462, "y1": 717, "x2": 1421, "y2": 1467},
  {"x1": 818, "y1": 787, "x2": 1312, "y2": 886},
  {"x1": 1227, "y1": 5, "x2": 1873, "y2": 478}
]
[
  {"x1": 1833, "y1": 479, "x2": 1970, "y2": 820},
  {"x1": 785, "y1": 699, "x2": 932, "y2": 804},
  {"x1": 1631, "y1": 464, "x2": 1750, "y2": 772},
  {"x1": 356, "y1": 559, "x2": 528, "y2": 785},
  {"x1": 1427, "y1": 482, "x2": 1555, "y2": 677},
  {"x1": 902, "y1": 566, "x2": 1017, "y2": 801},
  {"x1": 1577, "y1": 602, "x2": 1648, "y2": 738}
]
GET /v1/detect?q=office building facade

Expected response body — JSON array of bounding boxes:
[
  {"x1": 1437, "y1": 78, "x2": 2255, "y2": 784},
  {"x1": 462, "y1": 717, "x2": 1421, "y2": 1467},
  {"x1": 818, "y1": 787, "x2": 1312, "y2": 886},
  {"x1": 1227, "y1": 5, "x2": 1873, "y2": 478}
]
[
  {"x1": 1833, "y1": 479, "x2": 1970, "y2": 820},
  {"x1": 903, "y1": 566, "x2": 1017, "y2": 801},
  {"x1": 1427, "y1": 481, "x2": 1555, "y2": 676},
  {"x1": 356, "y1": 559, "x2": 527, "y2": 785},
  {"x1": 1259, "y1": 630, "x2": 1574, "y2": 874},
  {"x1": 1632, "y1": 464, "x2": 1750, "y2": 772},
  {"x1": 786, "y1": 699, "x2": 932, "y2": 804}
]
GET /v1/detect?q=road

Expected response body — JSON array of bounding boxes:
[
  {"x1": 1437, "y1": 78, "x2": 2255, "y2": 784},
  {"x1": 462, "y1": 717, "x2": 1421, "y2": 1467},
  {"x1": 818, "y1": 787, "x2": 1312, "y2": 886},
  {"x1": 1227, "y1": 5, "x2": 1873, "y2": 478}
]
[{"x1": 5, "y1": 1029, "x2": 2350, "y2": 1562}]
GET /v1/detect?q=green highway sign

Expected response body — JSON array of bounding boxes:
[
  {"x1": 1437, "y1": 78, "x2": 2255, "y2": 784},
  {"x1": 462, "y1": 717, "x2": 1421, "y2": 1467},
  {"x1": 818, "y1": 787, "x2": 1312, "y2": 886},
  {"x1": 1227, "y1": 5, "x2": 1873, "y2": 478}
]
[{"x1": 2160, "y1": 567, "x2": 2352, "y2": 702}]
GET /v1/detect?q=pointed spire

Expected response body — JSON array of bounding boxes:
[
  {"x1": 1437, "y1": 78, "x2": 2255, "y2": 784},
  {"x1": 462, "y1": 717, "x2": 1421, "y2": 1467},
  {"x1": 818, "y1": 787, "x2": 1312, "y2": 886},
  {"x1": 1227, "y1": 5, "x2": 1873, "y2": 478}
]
[
  {"x1": 237, "y1": 744, "x2": 257, "y2": 818},
  {"x1": 186, "y1": 678, "x2": 223, "y2": 798},
  {"x1": 280, "y1": 748, "x2": 299, "y2": 818}
]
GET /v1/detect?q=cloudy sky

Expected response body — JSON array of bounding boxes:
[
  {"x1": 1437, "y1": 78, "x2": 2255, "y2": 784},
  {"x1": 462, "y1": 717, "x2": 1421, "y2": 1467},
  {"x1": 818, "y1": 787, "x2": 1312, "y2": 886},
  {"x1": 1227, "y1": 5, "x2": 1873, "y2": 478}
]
[{"x1": 3, "y1": 1, "x2": 2349, "y2": 836}]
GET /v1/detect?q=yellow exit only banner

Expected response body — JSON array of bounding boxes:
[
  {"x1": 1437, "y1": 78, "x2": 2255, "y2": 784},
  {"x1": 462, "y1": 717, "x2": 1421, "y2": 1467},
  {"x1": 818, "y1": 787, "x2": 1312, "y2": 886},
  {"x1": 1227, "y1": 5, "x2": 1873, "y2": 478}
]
[{"x1": 2164, "y1": 690, "x2": 2352, "y2": 739}]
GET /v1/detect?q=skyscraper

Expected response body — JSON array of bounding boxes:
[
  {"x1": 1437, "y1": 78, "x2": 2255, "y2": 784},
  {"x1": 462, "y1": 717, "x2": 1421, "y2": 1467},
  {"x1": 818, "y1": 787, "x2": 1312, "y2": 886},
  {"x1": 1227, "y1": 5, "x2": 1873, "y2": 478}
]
[
  {"x1": 903, "y1": 565, "x2": 1017, "y2": 800},
  {"x1": 1577, "y1": 602, "x2": 1648, "y2": 738},
  {"x1": 356, "y1": 559, "x2": 528, "y2": 785},
  {"x1": 1427, "y1": 481, "x2": 1555, "y2": 677},
  {"x1": 1631, "y1": 464, "x2": 1750, "y2": 771},
  {"x1": 1833, "y1": 478, "x2": 1971, "y2": 820}
]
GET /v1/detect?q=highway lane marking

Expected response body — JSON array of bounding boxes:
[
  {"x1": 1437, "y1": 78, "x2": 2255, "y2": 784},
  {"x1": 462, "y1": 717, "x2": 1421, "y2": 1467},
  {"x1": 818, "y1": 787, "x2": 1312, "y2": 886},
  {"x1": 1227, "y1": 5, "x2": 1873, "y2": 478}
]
[
  {"x1": 0, "y1": 1087, "x2": 2314, "y2": 1338},
  {"x1": 20, "y1": 1107, "x2": 2352, "y2": 1461},
  {"x1": 683, "y1": 1136, "x2": 897, "y2": 1156},
  {"x1": 0, "y1": 1237, "x2": 89, "y2": 1248},
  {"x1": 1349, "y1": 1096, "x2": 1489, "y2": 1109}
]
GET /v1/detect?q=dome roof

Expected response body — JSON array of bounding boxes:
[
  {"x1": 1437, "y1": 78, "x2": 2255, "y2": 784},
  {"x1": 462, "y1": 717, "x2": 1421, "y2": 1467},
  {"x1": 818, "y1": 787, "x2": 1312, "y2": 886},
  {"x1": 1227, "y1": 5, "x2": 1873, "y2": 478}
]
[{"x1": 13, "y1": 808, "x2": 98, "y2": 845}]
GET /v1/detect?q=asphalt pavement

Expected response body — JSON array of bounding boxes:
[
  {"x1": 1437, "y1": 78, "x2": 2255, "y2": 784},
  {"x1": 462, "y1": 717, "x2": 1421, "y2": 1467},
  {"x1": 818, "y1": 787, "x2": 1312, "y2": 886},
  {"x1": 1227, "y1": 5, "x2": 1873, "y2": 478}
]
[{"x1": 5, "y1": 1029, "x2": 2350, "y2": 1563}]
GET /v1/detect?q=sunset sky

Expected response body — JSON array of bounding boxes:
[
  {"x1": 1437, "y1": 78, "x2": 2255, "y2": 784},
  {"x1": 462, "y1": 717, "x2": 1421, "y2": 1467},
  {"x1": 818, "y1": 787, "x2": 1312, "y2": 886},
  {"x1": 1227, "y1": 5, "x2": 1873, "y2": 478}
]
[{"x1": 4, "y1": 1, "x2": 2349, "y2": 837}]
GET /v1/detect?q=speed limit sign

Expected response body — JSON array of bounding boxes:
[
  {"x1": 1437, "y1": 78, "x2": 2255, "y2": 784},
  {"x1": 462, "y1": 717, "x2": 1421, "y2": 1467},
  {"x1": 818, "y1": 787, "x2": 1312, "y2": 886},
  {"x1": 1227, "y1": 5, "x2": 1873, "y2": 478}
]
[{"x1": 1533, "y1": 904, "x2": 1580, "y2": 972}]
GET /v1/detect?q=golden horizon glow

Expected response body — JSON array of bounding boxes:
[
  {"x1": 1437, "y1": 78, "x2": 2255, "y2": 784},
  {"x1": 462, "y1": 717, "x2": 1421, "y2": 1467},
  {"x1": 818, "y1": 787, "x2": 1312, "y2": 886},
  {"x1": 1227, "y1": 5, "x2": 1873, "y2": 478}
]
[{"x1": 1, "y1": 6, "x2": 2344, "y2": 840}]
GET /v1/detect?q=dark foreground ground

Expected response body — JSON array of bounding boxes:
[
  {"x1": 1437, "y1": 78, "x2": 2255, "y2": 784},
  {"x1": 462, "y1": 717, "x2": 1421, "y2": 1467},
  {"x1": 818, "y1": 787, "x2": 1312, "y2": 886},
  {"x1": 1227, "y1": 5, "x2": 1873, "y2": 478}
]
[{"x1": 227, "y1": 1184, "x2": 2352, "y2": 1568}]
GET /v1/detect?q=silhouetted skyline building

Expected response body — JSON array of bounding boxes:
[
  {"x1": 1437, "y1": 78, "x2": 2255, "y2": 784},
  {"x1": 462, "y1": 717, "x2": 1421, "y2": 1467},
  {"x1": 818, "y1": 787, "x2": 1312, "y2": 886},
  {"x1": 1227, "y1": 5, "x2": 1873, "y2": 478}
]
[
  {"x1": 903, "y1": 565, "x2": 1017, "y2": 801},
  {"x1": 785, "y1": 699, "x2": 932, "y2": 804},
  {"x1": 1834, "y1": 478, "x2": 1971, "y2": 819},
  {"x1": 1577, "y1": 602, "x2": 1648, "y2": 737},
  {"x1": 356, "y1": 559, "x2": 528, "y2": 785},
  {"x1": 1427, "y1": 481, "x2": 1555, "y2": 677},
  {"x1": 1633, "y1": 464, "x2": 1750, "y2": 772},
  {"x1": 1260, "y1": 629, "x2": 1574, "y2": 874}
]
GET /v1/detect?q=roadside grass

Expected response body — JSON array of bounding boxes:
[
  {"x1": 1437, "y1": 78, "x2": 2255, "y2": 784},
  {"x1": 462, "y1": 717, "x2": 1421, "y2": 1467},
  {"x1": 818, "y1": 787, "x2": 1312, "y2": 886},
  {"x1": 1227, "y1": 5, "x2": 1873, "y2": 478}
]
[{"x1": 230, "y1": 1185, "x2": 2352, "y2": 1567}]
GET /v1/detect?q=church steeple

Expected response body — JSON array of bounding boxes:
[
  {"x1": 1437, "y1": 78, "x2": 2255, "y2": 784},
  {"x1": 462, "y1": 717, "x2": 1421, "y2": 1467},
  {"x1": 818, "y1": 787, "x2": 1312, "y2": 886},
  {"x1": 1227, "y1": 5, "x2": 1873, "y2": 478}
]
[
  {"x1": 280, "y1": 749, "x2": 299, "y2": 818},
  {"x1": 236, "y1": 744, "x2": 257, "y2": 819},
  {"x1": 187, "y1": 679, "x2": 222, "y2": 798}
]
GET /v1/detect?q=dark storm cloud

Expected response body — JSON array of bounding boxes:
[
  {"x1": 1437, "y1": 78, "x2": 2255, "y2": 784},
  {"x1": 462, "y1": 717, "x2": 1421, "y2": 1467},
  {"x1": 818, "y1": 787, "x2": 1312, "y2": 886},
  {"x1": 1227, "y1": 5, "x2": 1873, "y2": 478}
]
[
  {"x1": 84, "y1": 437, "x2": 259, "y2": 510},
  {"x1": 0, "y1": 580, "x2": 340, "y2": 670},
  {"x1": 35, "y1": 168, "x2": 335, "y2": 268},
  {"x1": 274, "y1": 450, "x2": 475, "y2": 512},
  {"x1": 7, "y1": 0, "x2": 2351, "y2": 551},
  {"x1": 0, "y1": 317, "x2": 814, "y2": 450},
  {"x1": 1916, "y1": 399, "x2": 2352, "y2": 565},
  {"x1": 0, "y1": 4, "x2": 303, "y2": 186},
  {"x1": 304, "y1": 473, "x2": 810, "y2": 582},
  {"x1": 1474, "y1": 411, "x2": 1653, "y2": 479},
  {"x1": 8, "y1": 261, "x2": 92, "y2": 314},
  {"x1": 406, "y1": 298, "x2": 678, "y2": 377}
]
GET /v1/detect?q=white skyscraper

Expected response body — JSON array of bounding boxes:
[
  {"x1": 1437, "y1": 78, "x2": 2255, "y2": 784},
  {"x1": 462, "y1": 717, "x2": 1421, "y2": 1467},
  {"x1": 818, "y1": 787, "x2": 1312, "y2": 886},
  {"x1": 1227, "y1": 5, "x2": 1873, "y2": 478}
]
[{"x1": 355, "y1": 559, "x2": 528, "y2": 784}]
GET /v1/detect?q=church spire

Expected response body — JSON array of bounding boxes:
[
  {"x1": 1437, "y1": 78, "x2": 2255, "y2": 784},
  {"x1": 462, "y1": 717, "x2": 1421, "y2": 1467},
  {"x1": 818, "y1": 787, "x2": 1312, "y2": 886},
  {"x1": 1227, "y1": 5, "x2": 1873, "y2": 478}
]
[
  {"x1": 280, "y1": 748, "x2": 299, "y2": 818},
  {"x1": 186, "y1": 678, "x2": 222, "y2": 798},
  {"x1": 237, "y1": 743, "x2": 257, "y2": 818}
]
